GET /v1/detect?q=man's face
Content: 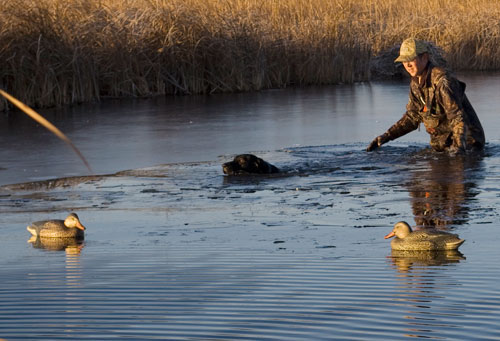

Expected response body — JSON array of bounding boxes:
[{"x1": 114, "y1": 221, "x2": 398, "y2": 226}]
[{"x1": 403, "y1": 53, "x2": 429, "y2": 78}]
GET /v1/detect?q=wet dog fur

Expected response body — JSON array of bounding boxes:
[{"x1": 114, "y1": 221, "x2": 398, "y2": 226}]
[{"x1": 222, "y1": 154, "x2": 280, "y2": 175}]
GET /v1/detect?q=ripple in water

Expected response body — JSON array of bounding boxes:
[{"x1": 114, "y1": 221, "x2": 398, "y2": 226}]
[{"x1": 1, "y1": 143, "x2": 500, "y2": 339}]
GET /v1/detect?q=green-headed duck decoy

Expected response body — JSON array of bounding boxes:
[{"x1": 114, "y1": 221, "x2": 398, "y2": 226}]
[
  {"x1": 27, "y1": 213, "x2": 85, "y2": 239},
  {"x1": 384, "y1": 221, "x2": 464, "y2": 251}
]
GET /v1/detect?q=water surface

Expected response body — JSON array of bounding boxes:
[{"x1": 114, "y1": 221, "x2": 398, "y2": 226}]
[{"x1": 1, "y1": 74, "x2": 500, "y2": 340}]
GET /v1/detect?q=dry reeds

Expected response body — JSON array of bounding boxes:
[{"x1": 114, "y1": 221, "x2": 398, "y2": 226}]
[
  {"x1": 0, "y1": 89, "x2": 92, "y2": 172},
  {"x1": 1, "y1": 0, "x2": 500, "y2": 111}
]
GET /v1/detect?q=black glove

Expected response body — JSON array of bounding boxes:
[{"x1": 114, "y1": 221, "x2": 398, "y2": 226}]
[{"x1": 366, "y1": 133, "x2": 391, "y2": 152}]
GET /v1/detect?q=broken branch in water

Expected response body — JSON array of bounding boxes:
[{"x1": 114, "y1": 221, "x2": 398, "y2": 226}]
[{"x1": 0, "y1": 89, "x2": 93, "y2": 173}]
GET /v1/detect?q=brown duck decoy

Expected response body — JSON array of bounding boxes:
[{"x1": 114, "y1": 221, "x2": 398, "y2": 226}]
[
  {"x1": 384, "y1": 221, "x2": 464, "y2": 251},
  {"x1": 27, "y1": 213, "x2": 85, "y2": 239}
]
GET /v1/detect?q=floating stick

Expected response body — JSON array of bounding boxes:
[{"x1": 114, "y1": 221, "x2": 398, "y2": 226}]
[{"x1": 0, "y1": 89, "x2": 93, "y2": 173}]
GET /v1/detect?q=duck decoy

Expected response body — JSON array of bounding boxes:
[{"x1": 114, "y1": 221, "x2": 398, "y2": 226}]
[
  {"x1": 384, "y1": 221, "x2": 464, "y2": 251},
  {"x1": 27, "y1": 213, "x2": 85, "y2": 239}
]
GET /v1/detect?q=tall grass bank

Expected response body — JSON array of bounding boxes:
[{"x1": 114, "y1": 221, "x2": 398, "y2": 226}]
[{"x1": 1, "y1": 0, "x2": 500, "y2": 110}]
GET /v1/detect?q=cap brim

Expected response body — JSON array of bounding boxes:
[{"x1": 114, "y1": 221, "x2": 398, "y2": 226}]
[{"x1": 394, "y1": 54, "x2": 418, "y2": 63}]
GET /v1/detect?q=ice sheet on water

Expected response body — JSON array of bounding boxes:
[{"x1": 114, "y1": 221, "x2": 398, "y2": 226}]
[{"x1": 0, "y1": 142, "x2": 494, "y2": 233}]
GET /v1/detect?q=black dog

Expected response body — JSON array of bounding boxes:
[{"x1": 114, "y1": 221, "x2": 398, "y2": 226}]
[{"x1": 222, "y1": 154, "x2": 280, "y2": 175}]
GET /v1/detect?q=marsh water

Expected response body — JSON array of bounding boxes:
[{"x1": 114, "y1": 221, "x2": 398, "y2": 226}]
[{"x1": 1, "y1": 73, "x2": 500, "y2": 340}]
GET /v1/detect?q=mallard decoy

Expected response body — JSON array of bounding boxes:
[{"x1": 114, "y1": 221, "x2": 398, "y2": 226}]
[
  {"x1": 27, "y1": 213, "x2": 85, "y2": 239},
  {"x1": 384, "y1": 221, "x2": 464, "y2": 251}
]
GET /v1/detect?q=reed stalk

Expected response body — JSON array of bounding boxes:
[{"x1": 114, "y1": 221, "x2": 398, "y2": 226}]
[
  {"x1": 0, "y1": 89, "x2": 92, "y2": 172},
  {"x1": 1, "y1": 0, "x2": 499, "y2": 110}
]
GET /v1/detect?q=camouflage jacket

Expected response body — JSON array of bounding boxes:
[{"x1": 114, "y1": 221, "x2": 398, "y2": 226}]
[{"x1": 385, "y1": 63, "x2": 485, "y2": 152}]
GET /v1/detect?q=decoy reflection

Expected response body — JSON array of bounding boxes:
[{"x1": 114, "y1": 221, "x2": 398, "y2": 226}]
[
  {"x1": 28, "y1": 236, "x2": 85, "y2": 254},
  {"x1": 389, "y1": 249, "x2": 465, "y2": 273}
]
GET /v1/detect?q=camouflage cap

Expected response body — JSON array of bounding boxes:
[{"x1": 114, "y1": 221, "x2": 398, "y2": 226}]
[{"x1": 394, "y1": 38, "x2": 428, "y2": 63}]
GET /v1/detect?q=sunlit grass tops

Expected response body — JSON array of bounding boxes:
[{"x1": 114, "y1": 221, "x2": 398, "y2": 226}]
[{"x1": 1, "y1": 0, "x2": 499, "y2": 110}]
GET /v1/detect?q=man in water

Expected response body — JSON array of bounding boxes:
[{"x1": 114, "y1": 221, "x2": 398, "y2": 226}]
[{"x1": 366, "y1": 38, "x2": 485, "y2": 154}]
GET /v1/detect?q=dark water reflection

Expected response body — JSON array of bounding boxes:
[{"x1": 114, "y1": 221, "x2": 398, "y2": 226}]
[
  {"x1": 405, "y1": 152, "x2": 484, "y2": 229},
  {"x1": 1, "y1": 74, "x2": 500, "y2": 339},
  {"x1": 2, "y1": 84, "x2": 397, "y2": 185},
  {"x1": 1, "y1": 72, "x2": 498, "y2": 186}
]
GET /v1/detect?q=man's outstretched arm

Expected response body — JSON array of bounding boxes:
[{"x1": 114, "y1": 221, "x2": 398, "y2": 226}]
[{"x1": 366, "y1": 113, "x2": 420, "y2": 151}]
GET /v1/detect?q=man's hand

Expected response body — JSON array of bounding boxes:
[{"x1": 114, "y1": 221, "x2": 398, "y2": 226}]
[
  {"x1": 366, "y1": 133, "x2": 390, "y2": 152},
  {"x1": 366, "y1": 137, "x2": 381, "y2": 151}
]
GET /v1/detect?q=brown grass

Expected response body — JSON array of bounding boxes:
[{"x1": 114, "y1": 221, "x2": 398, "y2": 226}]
[{"x1": 1, "y1": 0, "x2": 500, "y2": 111}]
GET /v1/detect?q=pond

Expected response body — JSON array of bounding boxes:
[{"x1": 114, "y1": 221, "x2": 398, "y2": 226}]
[{"x1": 1, "y1": 73, "x2": 500, "y2": 340}]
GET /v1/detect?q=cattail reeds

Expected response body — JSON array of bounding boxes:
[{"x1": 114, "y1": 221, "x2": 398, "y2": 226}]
[{"x1": 1, "y1": 0, "x2": 500, "y2": 111}]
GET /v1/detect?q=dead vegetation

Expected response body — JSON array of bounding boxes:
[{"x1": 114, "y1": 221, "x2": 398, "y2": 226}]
[{"x1": 1, "y1": 0, "x2": 499, "y2": 110}]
